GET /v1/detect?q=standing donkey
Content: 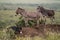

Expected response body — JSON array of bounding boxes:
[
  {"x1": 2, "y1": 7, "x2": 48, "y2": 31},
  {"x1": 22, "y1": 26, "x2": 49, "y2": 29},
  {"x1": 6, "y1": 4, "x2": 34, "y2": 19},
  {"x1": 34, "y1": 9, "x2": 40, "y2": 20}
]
[
  {"x1": 37, "y1": 6, "x2": 55, "y2": 24},
  {"x1": 15, "y1": 7, "x2": 43, "y2": 27}
]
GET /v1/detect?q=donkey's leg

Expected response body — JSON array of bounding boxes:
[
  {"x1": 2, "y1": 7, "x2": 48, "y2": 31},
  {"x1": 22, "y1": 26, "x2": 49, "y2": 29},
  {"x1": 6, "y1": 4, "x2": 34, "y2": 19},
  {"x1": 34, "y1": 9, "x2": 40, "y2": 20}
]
[
  {"x1": 24, "y1": 18, "x2": 28, "y2": 27},
  {"x1": 37, "y1": 18, "x2": 40, "y2": 27},
  {"x1": 52, "y1": 16, "x2": 55, "y2": 22},
  {"x1": 44, "y1": 16, "x2": 46, "y2": 24},
  {"x1": 50, "y1": 18, "x2": 53, "y2": 24},
  {"x1": 50, "y1": 17, "x2": 55, "y2": 24},
  {"x1": 43, "y1": 16, "x2": 46, "y2": 25}
]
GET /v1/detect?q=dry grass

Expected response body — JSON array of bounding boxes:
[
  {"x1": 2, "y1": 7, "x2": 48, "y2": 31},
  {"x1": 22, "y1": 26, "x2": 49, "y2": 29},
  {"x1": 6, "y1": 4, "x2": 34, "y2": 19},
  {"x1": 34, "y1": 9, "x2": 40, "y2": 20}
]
[{"x1": 0, "y1": 9, "x2": 60, "y2": 40}]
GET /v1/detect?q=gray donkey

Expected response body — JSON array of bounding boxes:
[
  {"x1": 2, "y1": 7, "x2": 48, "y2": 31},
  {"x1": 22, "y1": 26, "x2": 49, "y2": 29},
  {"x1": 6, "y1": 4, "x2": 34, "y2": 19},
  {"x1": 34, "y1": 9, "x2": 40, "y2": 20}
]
[{"x1": 15, "y1": 7, "x2": 43, "y2": 27}]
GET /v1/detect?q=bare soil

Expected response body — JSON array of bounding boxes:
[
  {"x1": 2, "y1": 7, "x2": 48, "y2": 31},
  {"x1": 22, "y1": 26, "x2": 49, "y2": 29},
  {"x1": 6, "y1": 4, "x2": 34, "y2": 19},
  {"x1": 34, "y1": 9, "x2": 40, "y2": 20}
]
[{"x1": 19, "y1": 24, "x2": 60, "y2": 37}]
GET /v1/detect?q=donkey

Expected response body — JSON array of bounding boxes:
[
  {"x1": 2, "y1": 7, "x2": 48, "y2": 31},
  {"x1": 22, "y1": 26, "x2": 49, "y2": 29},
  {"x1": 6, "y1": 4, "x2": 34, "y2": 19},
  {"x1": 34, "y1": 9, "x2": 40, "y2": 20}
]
[
  {"x1": 37, "y1": 6, "x2": 55, "y2": 24},
  {"x1": 15, "y1": 7, "x2": 43, "y2": 27}
]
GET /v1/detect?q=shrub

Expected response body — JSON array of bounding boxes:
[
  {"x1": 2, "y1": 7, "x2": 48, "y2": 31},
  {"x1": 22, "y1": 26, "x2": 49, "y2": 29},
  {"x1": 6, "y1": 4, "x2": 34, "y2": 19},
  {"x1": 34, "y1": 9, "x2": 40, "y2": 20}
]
[
  {"x1": 28, "y1": 20, "x2": 37, "y2": 27},
  {"x1": 16, "y1": 19, "x2": 25, "y2": 27},
  {"x1": 16, "y1": 17, "x2": 37, "y2": 27},
  {"x1": 0, "y1": 21, "x2": 7, "y2": 30}
]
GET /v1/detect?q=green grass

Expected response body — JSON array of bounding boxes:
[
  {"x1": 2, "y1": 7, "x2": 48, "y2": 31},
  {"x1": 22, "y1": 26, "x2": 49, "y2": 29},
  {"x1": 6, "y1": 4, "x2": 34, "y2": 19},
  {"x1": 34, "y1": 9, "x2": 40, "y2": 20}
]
[
  {"x1": 0, "y1": 9, "x2": 60, "y2": 40},
  {"x1": 15, "y1": 33, "x2": 60, "y2": 40},
  {"x1": 0, "y1": 30, "x2": 60, "y2": 40},
  {"x1": 0, "y1": 10, "x2": 20, "y2": 28},
  {"x1": 15, "y1": 36, "x2": 44, "y2": 40},
  {"x1": 54, "y1": 12, "x2": 60, "y2": 24},
  {"x1": 0, "y1": 10, "x2": 60, "y2": 26}
]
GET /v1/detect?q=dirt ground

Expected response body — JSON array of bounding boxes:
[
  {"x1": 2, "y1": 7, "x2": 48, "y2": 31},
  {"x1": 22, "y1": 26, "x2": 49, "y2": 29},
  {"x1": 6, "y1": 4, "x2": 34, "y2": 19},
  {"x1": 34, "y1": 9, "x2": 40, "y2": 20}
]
[
  {"x1": 17, "y1": 24, "x2": 60, "y2": 37},
  {"x1": 8, "y1": 24, "x2": 60, "y2": 37}
]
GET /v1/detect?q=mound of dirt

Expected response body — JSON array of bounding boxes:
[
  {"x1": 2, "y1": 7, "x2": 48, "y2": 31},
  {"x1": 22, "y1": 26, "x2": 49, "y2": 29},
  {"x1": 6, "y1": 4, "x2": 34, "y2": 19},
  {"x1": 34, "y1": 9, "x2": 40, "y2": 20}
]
[
  {"x1": 8, "y1": 24, "x2": 60, "y2": 37},
  {"x1": 21, "y1": 27, "x2": 45, "y2": 37},
  {"x1": 21, "y1": 24, "x2": 60, "y2": 37}
]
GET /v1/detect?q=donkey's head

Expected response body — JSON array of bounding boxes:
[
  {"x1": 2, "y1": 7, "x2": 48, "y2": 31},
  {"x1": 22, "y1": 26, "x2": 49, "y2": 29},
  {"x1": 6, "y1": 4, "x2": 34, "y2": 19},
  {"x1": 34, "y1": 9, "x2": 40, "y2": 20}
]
[
  {"x1": 37, "y1": 6, "x2": 45, "y2": 13},
  {"x1": 15, "y1": 7, "x2": 25, "y2": 16}
]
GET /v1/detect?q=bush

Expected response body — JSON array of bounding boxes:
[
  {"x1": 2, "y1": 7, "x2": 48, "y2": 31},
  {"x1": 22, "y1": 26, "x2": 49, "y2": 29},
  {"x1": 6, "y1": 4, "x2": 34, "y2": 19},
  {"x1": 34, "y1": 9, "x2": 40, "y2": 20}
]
[
  {"x1": 16, "y1": 19, "x2": 25, "y2": 27},
  {"x1": 28, "y1": 20, "x2": 37, "y2": 27},
  {"x1": 16, "y1": 17, "x2": 37, "y2": 27},
  {"x1": 0, "y1": 21, "x2": 7, "y2": 30},
  {"x1": 16, "y1": 16, "x2": 45, "y2": 27},
  {"x1": 6, "y1": 27, "x2": 16, "y2": 40}
]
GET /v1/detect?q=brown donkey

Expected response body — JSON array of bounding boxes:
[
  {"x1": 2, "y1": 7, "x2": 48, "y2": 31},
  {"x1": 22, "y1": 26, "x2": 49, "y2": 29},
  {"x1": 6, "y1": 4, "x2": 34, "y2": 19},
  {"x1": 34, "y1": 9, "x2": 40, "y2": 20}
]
[
  {"x1": 15, "y1": 7, "x2": 43, "y2": 27},
  {"x1": 37, "y1": 6, "x2": 55, "y2": 24}
]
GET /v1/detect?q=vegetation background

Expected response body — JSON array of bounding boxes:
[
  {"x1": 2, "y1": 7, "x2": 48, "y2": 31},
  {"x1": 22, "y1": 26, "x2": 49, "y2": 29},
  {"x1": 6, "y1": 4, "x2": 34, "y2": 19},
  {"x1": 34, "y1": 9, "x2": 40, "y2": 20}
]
[{"x1": 0, "y1": 2, "x2": 60, "y2": 40}]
